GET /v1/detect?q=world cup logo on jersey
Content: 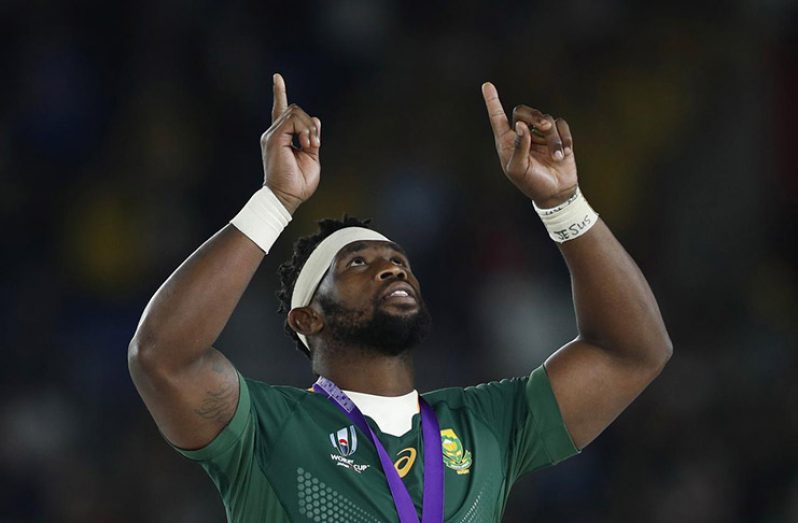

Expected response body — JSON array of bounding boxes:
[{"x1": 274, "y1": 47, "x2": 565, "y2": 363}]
[{"x1": 330, "y1": 425, "x2": 358, "y2": 457}]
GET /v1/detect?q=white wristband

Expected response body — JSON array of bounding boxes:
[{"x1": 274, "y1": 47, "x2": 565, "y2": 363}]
[
  {"x1": 230, "y1": 185, "x2": 292, "y2": 253},
  {"x1": 533, "y1": 187, "x2": 599, "y2": 243}
]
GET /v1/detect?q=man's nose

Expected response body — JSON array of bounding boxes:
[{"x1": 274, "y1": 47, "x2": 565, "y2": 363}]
[{"x1": 377, "y1": 260, "x2": 407, "y2": 280}]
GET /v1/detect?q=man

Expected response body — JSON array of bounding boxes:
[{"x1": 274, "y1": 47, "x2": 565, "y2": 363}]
[{"x1": 128, "y1": 73, "x2": 672, "y2": 522}]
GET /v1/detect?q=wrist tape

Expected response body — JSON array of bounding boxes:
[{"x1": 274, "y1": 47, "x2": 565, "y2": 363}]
[
  {"x1": 533, "y1": 187, "x2": 599, "y2": 243},
  {"x1": 230, "y1": 185, "x2": 292, "y2": 253}
]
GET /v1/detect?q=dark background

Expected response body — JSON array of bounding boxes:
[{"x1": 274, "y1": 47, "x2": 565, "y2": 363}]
[{"x1": 1, "y1": 1, "x2": 797, "y2": 521}]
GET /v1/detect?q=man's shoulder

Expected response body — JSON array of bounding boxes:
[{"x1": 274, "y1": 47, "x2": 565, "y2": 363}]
[
  {"x1": 421, "y1": 385, "x2": 466, "y2": 406},
  {"x1": 242, "y1": 377, "x2": 314, "y2": 405},
  {"x1": 422, "y1": 376, "x2": 528, "y2": 408}
]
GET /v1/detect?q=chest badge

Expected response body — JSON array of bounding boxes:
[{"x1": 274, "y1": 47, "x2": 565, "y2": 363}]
[
  {"x1": 440, "y1": 428, "x2": 472, "y2": 475},
  {"x1": 330, "y1": 425, "x2": 358, "y2": 456},
  {"x1": 328, "y1": 425, "x2": 370, "y2": 474}
]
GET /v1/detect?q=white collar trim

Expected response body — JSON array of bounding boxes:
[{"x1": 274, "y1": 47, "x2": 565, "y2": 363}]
[{"x1": 342, "y1": 389, "x2": 419, "y2": 437}]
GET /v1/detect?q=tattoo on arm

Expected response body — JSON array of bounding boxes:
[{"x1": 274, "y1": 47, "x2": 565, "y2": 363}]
[
  {"x1": 193, "y1": 349, "x2": 237, "y2": 422},
  {"x1": 194, "y1": 382, "x2": 235, "y2": 422}
]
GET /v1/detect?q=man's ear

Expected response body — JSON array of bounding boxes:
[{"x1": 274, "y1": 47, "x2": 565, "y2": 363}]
[{"x1": 287, "y1": 306, "x2": 324, "y2": 338}]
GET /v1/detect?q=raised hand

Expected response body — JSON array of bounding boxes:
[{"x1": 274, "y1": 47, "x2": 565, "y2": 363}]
[
  {"x1": 481, "y1": 82, "x2": 578, "y2": 209},
  {"x1": 261, "y1": 73, "x2": 322, "y2": 214}
]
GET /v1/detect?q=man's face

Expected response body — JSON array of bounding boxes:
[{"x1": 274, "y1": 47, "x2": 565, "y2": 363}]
[{"x1": 313, "y1": 240, "x2": 431, "y2": 355}]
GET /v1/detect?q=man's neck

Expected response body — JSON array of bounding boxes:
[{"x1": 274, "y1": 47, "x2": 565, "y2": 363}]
[{"x1": 313, "y1": 346, "x2": 415, "y2": 396}]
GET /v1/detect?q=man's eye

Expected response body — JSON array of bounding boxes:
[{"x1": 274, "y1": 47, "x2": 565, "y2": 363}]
[
  {"x1": 349, "y1": 257, "x2": 366, "y2": 267},
  {"x1": 392, "y1": 257, "x2": 407, "y2": 266}
]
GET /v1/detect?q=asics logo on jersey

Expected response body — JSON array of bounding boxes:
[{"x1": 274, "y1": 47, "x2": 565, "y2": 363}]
[
  {"x1": 330, "y1": 425, "x2": 358, "y2": 456},
  {"x1": 394, "y1": 447, "x2": 417, "y2": 478}
]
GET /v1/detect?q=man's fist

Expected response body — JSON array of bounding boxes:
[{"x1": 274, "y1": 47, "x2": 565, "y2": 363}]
[
  {"x1": 481, "y1": 82, "x2": 578, "y2": 208},
  {"x1": 261, "y1": 73, "x2": 322, "y2": 214}
]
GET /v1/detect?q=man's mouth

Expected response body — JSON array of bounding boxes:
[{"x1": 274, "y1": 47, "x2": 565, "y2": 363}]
[{"x1": 380, "y1": 283, "x2": 417, "y2": 304}]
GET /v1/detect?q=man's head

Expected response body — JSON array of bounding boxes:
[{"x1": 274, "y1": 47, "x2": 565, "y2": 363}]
[{"x1": 277, "y1": 216, "x2": 431, "y2": 361}]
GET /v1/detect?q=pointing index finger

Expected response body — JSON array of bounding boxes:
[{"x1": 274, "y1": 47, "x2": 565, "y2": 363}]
[
  {"x1": 481, "y1": 82, "x2": 511, "y2": 137},
  {"x1": 272, "y1": 73, "x2": 288, "y2": 123}
]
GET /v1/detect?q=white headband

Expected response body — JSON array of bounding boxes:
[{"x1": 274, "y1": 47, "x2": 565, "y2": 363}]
[{"x1": 291, "y1": 226, "x2": 391, "y2": 349}]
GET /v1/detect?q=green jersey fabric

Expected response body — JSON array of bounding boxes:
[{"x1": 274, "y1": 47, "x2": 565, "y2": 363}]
[{"x1": 174, "y1": 365, "x2": 579, "y2": 522}]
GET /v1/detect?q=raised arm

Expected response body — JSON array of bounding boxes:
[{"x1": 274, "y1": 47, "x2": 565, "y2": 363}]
[
  {"x1": 481, "y1": 82, "x2": 672, "y2": 450},
  {"x1": 128, "y1": 74, "x2": 321, "y2": 450}
]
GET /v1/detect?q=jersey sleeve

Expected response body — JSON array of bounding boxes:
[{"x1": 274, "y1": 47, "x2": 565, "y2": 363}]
[
  {"x1": 171, "y1": 371, "x2": 254, "y2": 463},
  {"x1": 513, "y1": 365, "x2": 580, "y2": 478},
  {"x1": 462, "y1": 364, "x2": 579, "y2": 484},
  {"x1": 169, "y1": 373, "x2": 291, "y2": 522}
]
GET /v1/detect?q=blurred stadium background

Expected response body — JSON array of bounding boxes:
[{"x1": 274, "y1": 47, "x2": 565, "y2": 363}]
[{"x1": 1, "y1": 0, "x2": 797, "y2": 521}]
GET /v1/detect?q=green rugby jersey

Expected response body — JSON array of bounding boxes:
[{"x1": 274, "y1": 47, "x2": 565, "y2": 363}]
[{"x1": 174, "y1": 365, "x2": 579, "y2": 522}]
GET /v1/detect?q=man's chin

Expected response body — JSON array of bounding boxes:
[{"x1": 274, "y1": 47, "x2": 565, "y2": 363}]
[
  {"x1": 319, "y1": 294, "x2": 432, "y2": 353},
  {"x1": 379, "y1": 301, "x2": 420, "y2": 315}
]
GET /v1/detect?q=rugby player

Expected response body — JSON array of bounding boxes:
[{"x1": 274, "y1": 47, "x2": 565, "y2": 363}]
[{"x1": 128, "y1": 73, "x2": 672, "y2": 522}]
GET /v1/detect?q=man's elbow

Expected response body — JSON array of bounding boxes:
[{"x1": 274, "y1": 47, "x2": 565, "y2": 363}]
[
  {"x1": 128, "y1": 330, "x2": 210, "y2": 383},
  {"x1": 646, "y1": 333, "x2": 673, "y2": 376},
  {"x1": 127, "y1": 331, "x2": 168, "y2": 380}
]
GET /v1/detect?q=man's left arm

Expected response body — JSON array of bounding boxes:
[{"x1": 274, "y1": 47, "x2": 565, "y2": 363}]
[
  {"x1": 481, "y1": 82, "x2": 672, "y2": 451},
  {"x1": 546, "y1": 218, "x2": 672, "y2": 450}
]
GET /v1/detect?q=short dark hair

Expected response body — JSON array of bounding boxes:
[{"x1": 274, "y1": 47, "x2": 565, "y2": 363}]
[{"x1": 276, "y1": 215, "x2": 375, "y2": 358}]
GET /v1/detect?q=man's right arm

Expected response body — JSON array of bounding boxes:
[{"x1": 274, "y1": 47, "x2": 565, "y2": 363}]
[
  {"x1": 128, "y1": 73, "x2": 321, "y2": 450},
  {"x1": 129, "y1": 226, "x2": 266, "y2": 450}
]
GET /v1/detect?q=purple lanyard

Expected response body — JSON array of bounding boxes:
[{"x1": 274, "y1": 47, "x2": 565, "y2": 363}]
[{"x1": 313, "y1": 377, "x2": 444, "y2": 523}]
